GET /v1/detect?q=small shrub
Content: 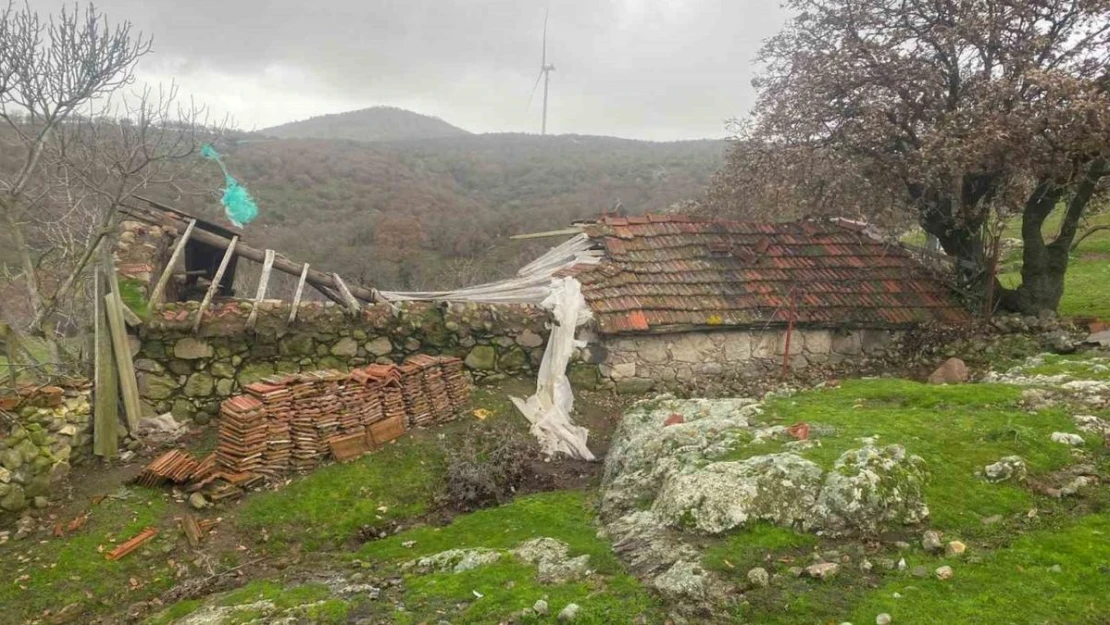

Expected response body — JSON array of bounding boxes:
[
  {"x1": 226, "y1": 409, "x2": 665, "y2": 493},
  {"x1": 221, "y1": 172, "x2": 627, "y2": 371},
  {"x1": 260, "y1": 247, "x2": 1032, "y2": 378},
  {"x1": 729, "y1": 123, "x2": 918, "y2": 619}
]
[{"x1": 441, "y1": 418, "x2": 542, "y2": 511}]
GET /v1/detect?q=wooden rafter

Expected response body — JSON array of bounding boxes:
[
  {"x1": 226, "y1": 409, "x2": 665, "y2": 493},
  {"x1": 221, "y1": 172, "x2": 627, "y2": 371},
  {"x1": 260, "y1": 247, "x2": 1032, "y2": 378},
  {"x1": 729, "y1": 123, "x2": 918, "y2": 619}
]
[{"x1": 193, "y1": 236, "x2": 239, "y2": 333}]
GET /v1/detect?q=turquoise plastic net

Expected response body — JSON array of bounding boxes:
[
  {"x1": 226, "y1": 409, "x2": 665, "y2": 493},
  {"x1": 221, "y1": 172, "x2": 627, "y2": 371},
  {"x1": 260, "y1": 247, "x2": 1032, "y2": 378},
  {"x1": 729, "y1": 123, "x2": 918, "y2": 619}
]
[{"x1": 202, "y1": 144, "x2": 259, "y2": 228}]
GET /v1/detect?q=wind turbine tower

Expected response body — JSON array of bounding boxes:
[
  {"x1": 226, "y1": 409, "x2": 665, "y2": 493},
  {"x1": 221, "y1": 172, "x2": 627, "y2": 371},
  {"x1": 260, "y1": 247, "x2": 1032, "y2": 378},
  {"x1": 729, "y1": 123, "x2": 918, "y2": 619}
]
[{"x1": 530, "y1": 11, "x2": 556, "y2": 135}]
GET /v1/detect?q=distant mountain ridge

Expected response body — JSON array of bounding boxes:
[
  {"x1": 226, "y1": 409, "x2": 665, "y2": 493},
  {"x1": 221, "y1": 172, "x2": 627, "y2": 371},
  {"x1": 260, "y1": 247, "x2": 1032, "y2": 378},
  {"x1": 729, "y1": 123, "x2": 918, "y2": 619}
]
[{"x1": 263, "y1": 106, "x2": 471, "y2": 142}]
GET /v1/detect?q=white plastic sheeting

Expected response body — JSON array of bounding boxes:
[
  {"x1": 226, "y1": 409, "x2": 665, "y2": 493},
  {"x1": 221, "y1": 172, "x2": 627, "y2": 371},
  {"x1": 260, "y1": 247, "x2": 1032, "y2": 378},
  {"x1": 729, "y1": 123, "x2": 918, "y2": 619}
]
[
  {"x1": 375, "y1": 234, "x2": 600, "y2": 460},
  {"x1": 378, "y1": 233, "x2": 601, "y2": 305},
  {"x1": 510, "y1": 277, "x2": 596, "y2": 461}
]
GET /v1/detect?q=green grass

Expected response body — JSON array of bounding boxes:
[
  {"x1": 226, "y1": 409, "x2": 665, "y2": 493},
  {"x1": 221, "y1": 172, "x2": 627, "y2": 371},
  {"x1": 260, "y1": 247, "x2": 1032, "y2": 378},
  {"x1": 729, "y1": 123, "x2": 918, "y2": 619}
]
[
  {"x1": 849, "y1": 511, "x2": 1110, "y2": 624},
  {"x1": 0, "y1": 487, "x2": 178, "y2": 624},
  {"x1": 907, "y1": 210, "x2": 1110, "y2": 319},
  {"x1": 754, "y1": 379, "x2": 1081, "y2": 535},
  {"x1": 118, "y1": 278, "x2": 151, "y2": 319},
  {"x1": 1014, "y1": 353, "x2": 1110, "y2": 381},
  {"x1": 702, "y1": 522, "x2": 819, "y2": 574},
  {"x1": 238, "y1": 433, "x2": 445, "y2": 550},
  {"x1": 357, "y1": 490, "x2": 661, "y2": 624}
]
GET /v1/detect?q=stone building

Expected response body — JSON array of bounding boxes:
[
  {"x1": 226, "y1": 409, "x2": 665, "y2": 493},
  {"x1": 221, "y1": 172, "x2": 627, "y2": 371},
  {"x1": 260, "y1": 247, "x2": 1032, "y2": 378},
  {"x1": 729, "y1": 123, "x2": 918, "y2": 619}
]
[{"x1": 562, "y1": 215, "x2": 970, "y2": 391}]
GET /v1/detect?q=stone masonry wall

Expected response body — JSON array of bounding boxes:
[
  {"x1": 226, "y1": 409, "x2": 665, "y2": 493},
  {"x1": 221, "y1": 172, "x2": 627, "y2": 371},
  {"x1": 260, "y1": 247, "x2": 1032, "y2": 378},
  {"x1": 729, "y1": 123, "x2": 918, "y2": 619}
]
[
  {"x1": 135, "y1": 300, "x2": 550, "y2": 424},
  {"x1": 0, "y1": 387, "x2": 89, "y2": 516},
  {"x1": 598, "y1": 327, "x2": 899, "y2": 393}
]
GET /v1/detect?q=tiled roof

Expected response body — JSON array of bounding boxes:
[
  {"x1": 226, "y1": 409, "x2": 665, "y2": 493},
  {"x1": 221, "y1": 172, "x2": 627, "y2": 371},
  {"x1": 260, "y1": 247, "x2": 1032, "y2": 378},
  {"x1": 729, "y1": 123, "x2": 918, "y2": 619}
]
[{"x1": 573, "y1": 215, "x2": 970, "y2": 334}]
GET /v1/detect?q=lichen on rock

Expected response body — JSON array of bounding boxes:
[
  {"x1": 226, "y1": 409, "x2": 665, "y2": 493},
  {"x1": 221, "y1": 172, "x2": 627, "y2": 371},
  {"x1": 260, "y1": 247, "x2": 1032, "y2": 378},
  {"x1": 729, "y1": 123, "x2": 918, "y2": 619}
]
[
  {"x1": 809, "y1": 443, "x2": 929, "y2": 536},
  {"x1": 652, "y1": 453, "x2": 824, "y2": 534}
]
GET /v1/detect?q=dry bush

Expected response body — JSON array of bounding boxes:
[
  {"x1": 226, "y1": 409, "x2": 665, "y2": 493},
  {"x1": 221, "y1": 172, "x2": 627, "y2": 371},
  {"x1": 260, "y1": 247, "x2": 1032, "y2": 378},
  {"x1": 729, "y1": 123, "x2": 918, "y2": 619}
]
[{"x1": 440, "y1": 418, "x2": 542, "y2": 512}]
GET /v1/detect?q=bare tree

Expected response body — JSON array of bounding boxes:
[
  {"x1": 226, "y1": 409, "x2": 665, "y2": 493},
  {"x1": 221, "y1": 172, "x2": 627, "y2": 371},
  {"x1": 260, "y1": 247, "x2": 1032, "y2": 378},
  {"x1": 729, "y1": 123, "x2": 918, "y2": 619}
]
[
  {"x1": 707, "y1": 0, "x2": 1110, "y2": 314},
  {"x1": 0, "y1": 2, "x2": 218, "y2": 366}
]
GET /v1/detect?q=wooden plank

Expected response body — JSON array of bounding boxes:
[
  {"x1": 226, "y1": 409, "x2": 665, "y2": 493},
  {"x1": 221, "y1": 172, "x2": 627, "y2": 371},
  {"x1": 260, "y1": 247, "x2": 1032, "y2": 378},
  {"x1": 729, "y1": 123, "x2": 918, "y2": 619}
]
[
  {"x1": 104, "y1": 293, "x2": 141, "y2": 432},
  {"x1": 288, "y1": 263, "x2": 310, "y2": 323},
  {"x1": 193, "y1": 236, "x2": 239, "y2": 333},
  {"x1": 93, "y1": 272, "x2": 119, "y2": 458},
  {"x1": 245, "y1": 249, "x2": 276, "y2": 330},
  {"x1": 332, "y1": 273, "x2": 361, "y2": 316},
  {"x1": 149, "y1": 218, "x2": 196, "y2": 306},
  {"x1": 124, "y1": 198, "x2": 380, "y2": 303},
  {"x1": 509, "y1": 227, "x2": 582, "y2": 240}
]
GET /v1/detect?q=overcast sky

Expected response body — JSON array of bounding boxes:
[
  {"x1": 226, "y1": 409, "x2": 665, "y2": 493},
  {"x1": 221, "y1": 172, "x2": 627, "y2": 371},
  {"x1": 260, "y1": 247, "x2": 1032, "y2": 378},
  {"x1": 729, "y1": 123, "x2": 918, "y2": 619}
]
[{"x1": 30, "y1": 0, "x2": 787, "y2": 141}]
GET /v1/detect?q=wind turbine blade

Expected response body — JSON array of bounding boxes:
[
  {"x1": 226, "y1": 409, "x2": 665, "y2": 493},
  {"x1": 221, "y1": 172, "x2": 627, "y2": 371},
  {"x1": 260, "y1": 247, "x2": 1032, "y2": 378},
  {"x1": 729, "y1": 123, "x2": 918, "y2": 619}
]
[
  {"x1": 528, "y1": 70, "x2": 544, "y2": 106},
  {"x1": 542, "y1": 9, "x2": 548, "y2": 67}
]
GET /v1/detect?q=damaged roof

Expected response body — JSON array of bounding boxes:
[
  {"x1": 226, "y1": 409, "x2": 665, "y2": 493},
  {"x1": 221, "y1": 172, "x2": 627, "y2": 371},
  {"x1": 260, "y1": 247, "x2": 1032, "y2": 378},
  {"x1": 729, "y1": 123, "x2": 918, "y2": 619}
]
[{"x1": 571, "y1": 214, "x2": 970, "y2": 335}]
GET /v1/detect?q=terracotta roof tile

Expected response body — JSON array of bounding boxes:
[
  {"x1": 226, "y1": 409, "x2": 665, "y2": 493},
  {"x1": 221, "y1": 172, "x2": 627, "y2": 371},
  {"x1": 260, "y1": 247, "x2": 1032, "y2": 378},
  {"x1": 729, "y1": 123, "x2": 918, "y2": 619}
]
[{"x1": 576, "y1": 216, "x2": 970, "y2": 333}]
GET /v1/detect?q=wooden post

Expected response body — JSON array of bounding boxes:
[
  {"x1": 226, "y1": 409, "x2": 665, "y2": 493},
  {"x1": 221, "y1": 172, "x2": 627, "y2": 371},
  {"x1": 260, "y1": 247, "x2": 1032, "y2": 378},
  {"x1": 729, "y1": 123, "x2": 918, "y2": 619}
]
[
  {"x1": 104, "y1": 292, "x2": 141, "y2": 432},
  {"x1": 246, "y1": 249, "x2": 276, "y2": 330},
  {"x1": 288, "y1": 263, "x2": 310, "y2": 323},
  {"x1": 781, "y1": 288, "x2": 798, "y2": 381},
  {"x1": 93, "y1": 272, "x2": 119, "y2": 458},
  {"x1": 149, "y1": 218, "x2": 196, "y2": 307},
  {"x1": 332, "y1": 273, "x2": 362, "y2": 316},
  {"x1": 1, "y1": 323, "x2": 17, "y2": 390},
  {"x1": 193, "y1": 235, "x2": 239, "y2": 333}
]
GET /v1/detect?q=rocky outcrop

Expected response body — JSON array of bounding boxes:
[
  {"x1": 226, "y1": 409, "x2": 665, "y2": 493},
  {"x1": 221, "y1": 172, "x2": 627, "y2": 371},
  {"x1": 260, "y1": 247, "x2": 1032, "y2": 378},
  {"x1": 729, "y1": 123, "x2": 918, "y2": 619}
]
[
  {"x1": 597, "y1": 395, "x2": 932, "y2": 609},
  {"x1": 653, "y1": 453, "x2": 824, "y2": 534},
  {"x1": 809, "y1": 443, "x2": 930, "y2": 536}
]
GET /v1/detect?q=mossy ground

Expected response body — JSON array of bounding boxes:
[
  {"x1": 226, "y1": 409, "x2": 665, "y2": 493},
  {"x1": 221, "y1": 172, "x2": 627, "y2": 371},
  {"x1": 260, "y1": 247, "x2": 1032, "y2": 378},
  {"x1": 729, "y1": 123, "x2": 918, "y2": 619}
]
[{"x1": 4, "y1": 361, "x2": 1110, "y2": 624}]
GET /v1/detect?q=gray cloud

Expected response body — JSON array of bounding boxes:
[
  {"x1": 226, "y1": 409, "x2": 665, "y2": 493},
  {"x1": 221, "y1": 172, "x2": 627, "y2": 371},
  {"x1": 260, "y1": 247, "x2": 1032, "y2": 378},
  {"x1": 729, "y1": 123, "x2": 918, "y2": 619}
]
[{"x1": 28, "y1": 0, "x2": 785, "y2": 139}]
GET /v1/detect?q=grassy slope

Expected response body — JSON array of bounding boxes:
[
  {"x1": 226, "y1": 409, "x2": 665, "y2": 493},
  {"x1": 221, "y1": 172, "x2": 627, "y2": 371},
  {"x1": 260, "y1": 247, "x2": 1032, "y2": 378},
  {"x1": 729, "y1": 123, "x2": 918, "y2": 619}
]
[{"x1": 703, "y1": 377, "x2": 1110, "y2": 624}]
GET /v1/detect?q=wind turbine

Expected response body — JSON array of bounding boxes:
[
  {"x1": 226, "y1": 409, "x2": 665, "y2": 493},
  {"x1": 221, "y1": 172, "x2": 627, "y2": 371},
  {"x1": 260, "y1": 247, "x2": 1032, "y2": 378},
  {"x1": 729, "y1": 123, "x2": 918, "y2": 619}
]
[{"x1": 529, "y1": 11, "x2": 556, "y2": 135}]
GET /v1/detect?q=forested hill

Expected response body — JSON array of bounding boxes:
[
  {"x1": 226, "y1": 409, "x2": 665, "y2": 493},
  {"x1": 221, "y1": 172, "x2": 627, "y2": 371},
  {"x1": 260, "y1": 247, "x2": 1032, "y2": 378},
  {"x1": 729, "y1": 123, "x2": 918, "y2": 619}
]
[
  {"x1": 163, "y1": 131, "x2": 726, "y2": 291},
  {"x1": 262, "y1": 106, "x2": 471, "y2": 142}
]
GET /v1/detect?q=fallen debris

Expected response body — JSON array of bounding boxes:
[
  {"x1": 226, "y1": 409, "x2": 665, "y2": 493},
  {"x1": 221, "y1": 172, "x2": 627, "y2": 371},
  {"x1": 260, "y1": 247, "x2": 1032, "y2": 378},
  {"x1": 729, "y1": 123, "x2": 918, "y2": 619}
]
[{"x1": 106, "y1": 527, "x2": 158, "y2": 561}]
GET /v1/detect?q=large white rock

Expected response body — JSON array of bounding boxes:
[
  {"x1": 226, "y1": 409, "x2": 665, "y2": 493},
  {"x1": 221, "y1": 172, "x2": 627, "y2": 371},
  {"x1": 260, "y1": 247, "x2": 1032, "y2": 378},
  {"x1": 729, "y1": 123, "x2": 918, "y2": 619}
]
[
  {"x1": 809, "y1": 444, "x2": 930, "y2": 536},
  {"x1": 653, "y1": 453, "x2": 824, "y2": 534}
]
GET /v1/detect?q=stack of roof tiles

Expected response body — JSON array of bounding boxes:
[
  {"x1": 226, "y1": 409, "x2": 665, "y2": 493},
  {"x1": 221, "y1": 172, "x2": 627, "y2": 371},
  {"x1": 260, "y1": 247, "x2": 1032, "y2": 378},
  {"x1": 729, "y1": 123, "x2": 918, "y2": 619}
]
[
  {"x1": 216, "y1": 395, "x2": 267, "y2": 474},
  {"x1": 133, "y1": 450, "x2": 199, "y2": 487},
  {"x1": 399, "y1": 362, "x2": 434, "y2": 428},
  {"x1": 219, "y1": 359, "x2": 470, "y2": 478},
  {"x1": 573, "y1": 215, "x2": 970, "y2": 334},
  {"x1": 441, "y1": 356, "x2": 471, "y2": 409},
  {"x1": 406, "y1": 355, "x2": 457, "y2": 424}
]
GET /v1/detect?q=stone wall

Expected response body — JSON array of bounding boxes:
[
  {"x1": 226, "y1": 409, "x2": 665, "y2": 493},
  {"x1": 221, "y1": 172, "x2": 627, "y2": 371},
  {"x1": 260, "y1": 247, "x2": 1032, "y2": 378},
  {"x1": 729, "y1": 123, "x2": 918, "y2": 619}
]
[
  {"x1": 135, "y1": 300, "x2": 550, "y2": 424},
  {"x1": 597, "y1": 327, "x2": 899, "y2": 393},
  {"x1": 0, "y1": 387, "x2": 89, "y2": 516}
]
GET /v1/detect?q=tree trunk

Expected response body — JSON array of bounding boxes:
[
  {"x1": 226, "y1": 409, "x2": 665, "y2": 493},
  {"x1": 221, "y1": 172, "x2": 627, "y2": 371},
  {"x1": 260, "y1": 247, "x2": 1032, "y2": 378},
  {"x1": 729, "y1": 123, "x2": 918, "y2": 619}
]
[{"x1": 1000, "y1": 160, "x2": 1105, "y2": 315}]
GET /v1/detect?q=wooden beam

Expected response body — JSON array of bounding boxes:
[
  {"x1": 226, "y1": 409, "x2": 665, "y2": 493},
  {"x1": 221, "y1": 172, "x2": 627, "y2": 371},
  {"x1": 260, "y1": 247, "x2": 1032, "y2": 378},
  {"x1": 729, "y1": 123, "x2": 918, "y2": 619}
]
[
  {"x1": 93, "y1": 272, "x2": 119, "y2": 458},
  {"x1": 149, "y1": 218, "x2": 196, "y2": 306},
  {"x1": 193, "y1": 236, "x2": 239, "y2": 333},
  {"x1": 509, "y1": 227, "x2": 582, "y2": 240},
  {"x1": 104, "y1": 292, "x2": 141, "y2": 432},
  {"x1": 125, "y1": 199, "x2": 380, "y2": 304},
  {"x1": 288, "y1": 263, "x2": 310, "y2": 323},
  {"x1": 246, "y1": 249, "x2": 276, "y2": 330},
  {"x1": 332, "y1": 273, "x2": 362, "y2": 315}
]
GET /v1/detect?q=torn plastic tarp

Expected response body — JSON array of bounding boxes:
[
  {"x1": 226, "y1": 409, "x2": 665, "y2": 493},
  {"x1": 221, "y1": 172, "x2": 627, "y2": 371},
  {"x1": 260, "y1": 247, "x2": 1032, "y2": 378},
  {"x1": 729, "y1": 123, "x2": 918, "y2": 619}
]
[{"x1": 510, "y1": 276, "x2": 596, "y2": 461}]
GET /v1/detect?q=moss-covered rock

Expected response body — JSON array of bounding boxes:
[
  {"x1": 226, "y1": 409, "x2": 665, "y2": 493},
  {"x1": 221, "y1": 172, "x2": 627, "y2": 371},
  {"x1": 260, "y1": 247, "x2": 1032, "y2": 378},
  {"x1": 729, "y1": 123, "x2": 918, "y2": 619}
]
[
  {"x1": 279, "y1": 333, "x2": 315, "y2": 357},
  {"x1": 184, "y1": 372, "x2": 215, "y2": 398},
  {"x1": 653, "y1": 453, "x2": 825, "y2": 534},
  {"x1": 0, "y1": 483, "x2": 26, "y2": 512},
  {"x1": 568, "y1": 364, "x2": 602, "y2": 390},
  {"x1": 210, "y1": 360, "x2": 236, "y2": 378},
  {"x1": 171, "y1": 398, "x2": 196, "y2": 421},
  {"x1": 174, "y1": 338, "x2": 213, "y2": 360},
  {"x1": 499, "y1": 346, "x2": 528, "y2": 371},
  {"x1": 330, "y1": 337, "x2": 359, "y2": 357},
  {"x1": 139, "y1": 373, "x2": 179, "y2": 400},
  {"x1": 365, "y1": 336, "x2": 393, "y2": 357},
  {"x1": 464, "y1": 345, "x2": 497, "y2": 370},
  {"x1": 808, "y1": 444, "x2": 930, "y2": 536},
  {"x1": 237, "y1": 363, "x2": 275, "y2": 386}
]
